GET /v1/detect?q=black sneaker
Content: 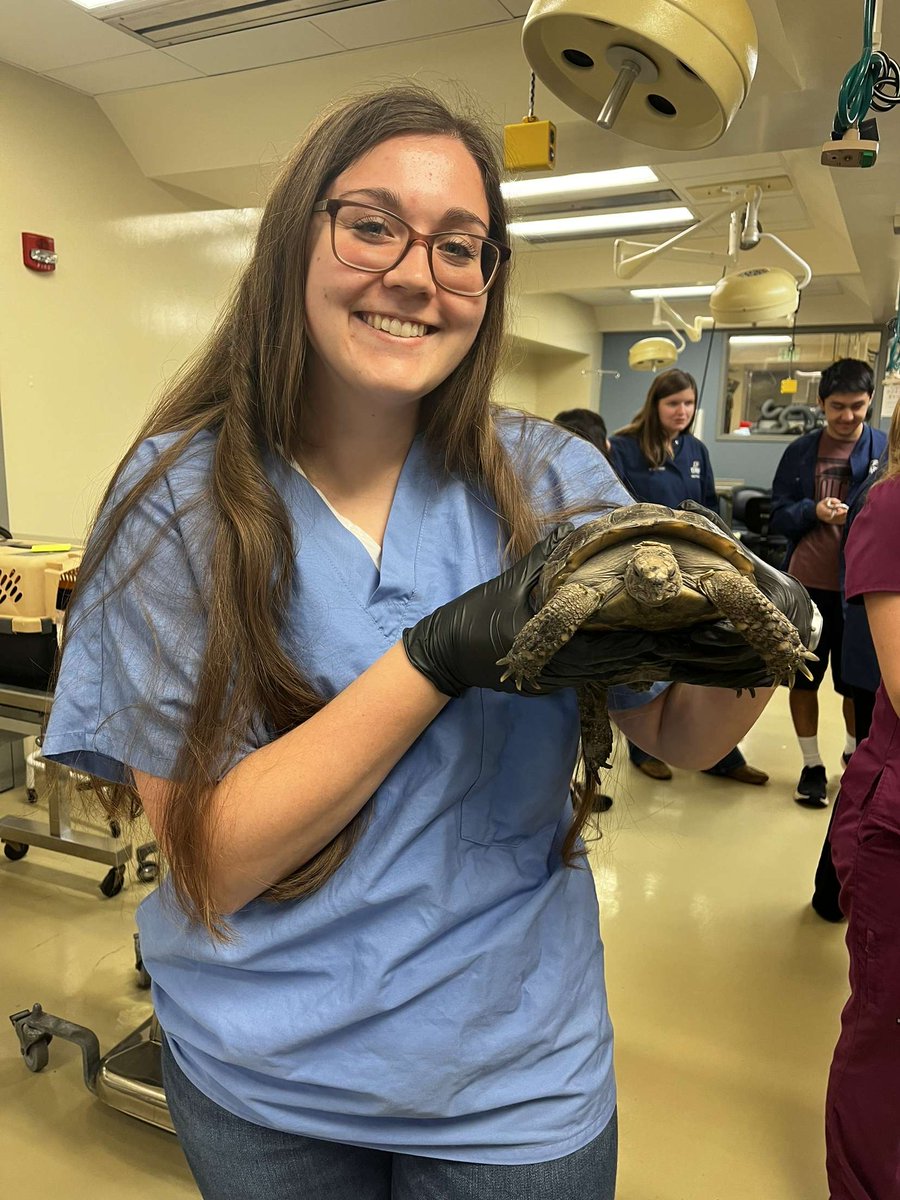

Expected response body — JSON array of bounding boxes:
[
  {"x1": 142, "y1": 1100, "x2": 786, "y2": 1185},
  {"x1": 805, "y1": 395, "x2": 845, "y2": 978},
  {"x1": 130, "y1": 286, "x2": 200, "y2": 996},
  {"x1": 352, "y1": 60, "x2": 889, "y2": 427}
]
[{"x1": 795, "y1": 764, "x2": 828, "y2": 808}]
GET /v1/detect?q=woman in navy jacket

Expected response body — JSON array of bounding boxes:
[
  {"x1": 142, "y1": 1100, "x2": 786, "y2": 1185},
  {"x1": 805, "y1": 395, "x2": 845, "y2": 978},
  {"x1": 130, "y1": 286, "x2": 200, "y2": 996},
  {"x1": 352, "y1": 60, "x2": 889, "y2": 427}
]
[{"x1": 610, "y1": 368, "x2": 769, "y2": 785}]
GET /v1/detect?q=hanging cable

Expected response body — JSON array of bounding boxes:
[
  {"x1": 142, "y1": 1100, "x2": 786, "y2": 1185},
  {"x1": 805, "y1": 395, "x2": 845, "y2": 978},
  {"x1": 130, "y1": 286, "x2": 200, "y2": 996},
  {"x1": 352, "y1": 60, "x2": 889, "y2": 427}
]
[
  {"x1": 528, "y1": 71, "x2": 536, "y2": 120},
  {"x1": 834, "y1": 0, "x2": 900, "y2": 135}
]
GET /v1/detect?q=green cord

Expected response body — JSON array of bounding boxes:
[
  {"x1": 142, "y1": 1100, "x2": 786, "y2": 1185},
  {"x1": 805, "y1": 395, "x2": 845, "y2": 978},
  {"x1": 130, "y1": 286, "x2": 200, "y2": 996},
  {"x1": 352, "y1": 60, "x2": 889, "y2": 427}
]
[{"x1": 835, "y1": 0, "x2": 877, "y2": 133}]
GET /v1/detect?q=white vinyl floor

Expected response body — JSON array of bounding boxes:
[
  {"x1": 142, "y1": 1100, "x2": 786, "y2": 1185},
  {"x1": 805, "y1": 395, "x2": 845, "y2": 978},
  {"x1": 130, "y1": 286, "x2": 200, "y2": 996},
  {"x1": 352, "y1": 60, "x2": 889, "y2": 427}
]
[{"x1": 0, "y1": 683, "x2": 850, "y2": 1199}]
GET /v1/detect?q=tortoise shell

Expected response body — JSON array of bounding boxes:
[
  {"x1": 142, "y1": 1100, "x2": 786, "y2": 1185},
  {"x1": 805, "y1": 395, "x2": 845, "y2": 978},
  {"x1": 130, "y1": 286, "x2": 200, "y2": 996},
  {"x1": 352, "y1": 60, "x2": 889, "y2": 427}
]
[{"x1": 536, "y1": 502, "x2": 756, "y2": 632}]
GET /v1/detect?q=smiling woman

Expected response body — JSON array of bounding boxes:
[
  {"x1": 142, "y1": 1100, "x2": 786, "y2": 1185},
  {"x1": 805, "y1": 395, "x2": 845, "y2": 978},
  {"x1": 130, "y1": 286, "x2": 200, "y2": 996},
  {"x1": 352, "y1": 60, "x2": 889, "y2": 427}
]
[{"x1": 38, "y1": 84, "x2": 812, "y2": 1200}]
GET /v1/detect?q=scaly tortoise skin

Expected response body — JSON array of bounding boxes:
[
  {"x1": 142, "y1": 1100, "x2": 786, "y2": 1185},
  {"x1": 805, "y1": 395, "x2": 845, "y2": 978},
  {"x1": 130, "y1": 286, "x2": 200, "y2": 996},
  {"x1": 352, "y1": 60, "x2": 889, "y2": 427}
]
[{"x1": 497, "y1": 503, "x2": 816, "y2": 785}]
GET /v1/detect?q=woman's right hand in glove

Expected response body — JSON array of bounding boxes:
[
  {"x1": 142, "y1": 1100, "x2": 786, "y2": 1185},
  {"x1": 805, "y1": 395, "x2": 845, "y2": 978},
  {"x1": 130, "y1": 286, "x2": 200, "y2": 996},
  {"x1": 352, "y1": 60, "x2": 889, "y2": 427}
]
[{"x1": 402, "y1": 525, "x2": 658, "y2": 698}]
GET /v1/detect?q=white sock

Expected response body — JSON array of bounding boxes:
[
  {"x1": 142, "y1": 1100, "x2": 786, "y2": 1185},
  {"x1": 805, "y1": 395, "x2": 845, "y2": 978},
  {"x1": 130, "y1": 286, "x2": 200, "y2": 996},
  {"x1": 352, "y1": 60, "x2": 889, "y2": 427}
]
[
  {"x1": 799, "y1": 736, "x2": 823, "y2": 769},
  {"x1": 844, "y1": 734, "x2": 857, "y2": 757}
]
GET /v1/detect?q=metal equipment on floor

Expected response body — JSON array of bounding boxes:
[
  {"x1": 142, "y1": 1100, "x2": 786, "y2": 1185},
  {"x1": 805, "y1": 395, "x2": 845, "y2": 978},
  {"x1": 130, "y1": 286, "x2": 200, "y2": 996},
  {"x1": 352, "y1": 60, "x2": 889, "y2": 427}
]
[
  {"x1": 9, "y1": 1002, "x2": 173, "y2": 1133},
  {"x1": 0, "y1": 683, "x2": 158, "y2": 894}
]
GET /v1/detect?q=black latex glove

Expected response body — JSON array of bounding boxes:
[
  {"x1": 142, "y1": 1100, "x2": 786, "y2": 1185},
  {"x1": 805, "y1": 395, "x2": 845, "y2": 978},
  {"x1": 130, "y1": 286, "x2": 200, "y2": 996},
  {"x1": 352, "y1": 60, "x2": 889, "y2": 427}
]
[
  {"x1": 677, "y1": 500, "x2": 816, "y2": 645},
  {"x1": 634, "y1": 500, "x2": 819, "y2": 690},
  {"x1": 402, "y1": 525, "x2": 661, "y2": 697}
]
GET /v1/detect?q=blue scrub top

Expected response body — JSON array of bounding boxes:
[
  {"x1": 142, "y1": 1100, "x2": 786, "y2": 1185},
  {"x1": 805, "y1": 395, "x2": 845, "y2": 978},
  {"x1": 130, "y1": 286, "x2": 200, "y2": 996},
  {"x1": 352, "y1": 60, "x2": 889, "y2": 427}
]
[
  {"x1": 610, "y1": 430, "x2": 717, "y2": 511},
  {"x1": 43, "y1": 415, "x2": 663, "y2": 1164}
]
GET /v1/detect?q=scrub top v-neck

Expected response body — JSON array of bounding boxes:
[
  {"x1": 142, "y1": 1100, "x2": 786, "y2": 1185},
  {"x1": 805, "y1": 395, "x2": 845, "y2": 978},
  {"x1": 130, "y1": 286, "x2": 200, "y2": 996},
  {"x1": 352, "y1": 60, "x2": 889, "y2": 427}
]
[{"x1": 42, "y1": 418, "x2": 660, "y2": 1165}]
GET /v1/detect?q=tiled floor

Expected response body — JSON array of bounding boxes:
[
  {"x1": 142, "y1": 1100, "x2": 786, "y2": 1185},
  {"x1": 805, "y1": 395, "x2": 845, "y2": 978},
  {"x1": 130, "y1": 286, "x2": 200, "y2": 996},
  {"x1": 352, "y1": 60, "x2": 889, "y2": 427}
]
[{"x1": 0, "y1": 685, "x2": 850, "y2": 1198}]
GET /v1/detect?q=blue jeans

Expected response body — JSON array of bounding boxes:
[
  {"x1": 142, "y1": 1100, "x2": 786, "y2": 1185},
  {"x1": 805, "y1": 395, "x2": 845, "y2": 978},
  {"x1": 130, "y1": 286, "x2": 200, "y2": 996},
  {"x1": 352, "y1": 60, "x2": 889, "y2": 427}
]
[
  {"x1": 628, "y1": 739, "x2": 745, "y2": 773},
  {"x1": 161, "y1": 1036, "x2": 618, "y2": 1199}
]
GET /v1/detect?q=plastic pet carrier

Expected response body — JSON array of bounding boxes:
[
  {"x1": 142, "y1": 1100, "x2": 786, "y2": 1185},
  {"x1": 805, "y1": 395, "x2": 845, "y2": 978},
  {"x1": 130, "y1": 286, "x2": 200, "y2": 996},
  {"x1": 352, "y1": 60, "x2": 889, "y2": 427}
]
[{"x1": 0, "y1": 544, "x2": 81, "y2": 689}]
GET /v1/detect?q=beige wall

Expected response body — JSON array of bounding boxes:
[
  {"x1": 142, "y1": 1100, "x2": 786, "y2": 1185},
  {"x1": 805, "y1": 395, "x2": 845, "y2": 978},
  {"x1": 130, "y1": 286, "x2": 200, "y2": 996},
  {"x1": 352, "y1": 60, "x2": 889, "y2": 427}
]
[
  {"x1": 497, "y1": 293, "x2": 599, "y2": 420},
  {"x1": 0, "y1": 61, "x2": 255, "y2": 541}
]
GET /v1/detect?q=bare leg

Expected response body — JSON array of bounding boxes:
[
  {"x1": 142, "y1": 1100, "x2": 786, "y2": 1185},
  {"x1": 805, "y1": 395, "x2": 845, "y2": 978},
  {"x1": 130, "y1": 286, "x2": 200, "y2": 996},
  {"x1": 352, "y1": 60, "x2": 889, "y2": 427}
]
[
  {"x1": 790, "y1": 689, "x2": 818, "y2": 738},
  {"x1": 843, "y1": 695, "x2": 855, "y2": 739}
]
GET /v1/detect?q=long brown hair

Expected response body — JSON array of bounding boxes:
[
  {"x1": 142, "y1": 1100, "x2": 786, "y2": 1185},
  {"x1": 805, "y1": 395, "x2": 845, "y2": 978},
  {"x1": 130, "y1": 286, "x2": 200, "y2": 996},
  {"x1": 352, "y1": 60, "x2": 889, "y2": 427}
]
[
  {"x1": 880, "y1": 396, "x2": 900, "y2": 484},
  {"x1": 614, "y1": 368, "x2": 698, "y2": 468},
  {"x1": 60, "y1": 86, "x2": 603, "y2": 934}
]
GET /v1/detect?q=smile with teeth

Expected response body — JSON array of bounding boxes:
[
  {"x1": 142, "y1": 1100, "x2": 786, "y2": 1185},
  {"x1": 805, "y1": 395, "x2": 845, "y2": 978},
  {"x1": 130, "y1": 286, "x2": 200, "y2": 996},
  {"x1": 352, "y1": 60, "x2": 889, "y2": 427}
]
[{"x1": 360, "y1": 313, "x2": 431, "y2": 339}]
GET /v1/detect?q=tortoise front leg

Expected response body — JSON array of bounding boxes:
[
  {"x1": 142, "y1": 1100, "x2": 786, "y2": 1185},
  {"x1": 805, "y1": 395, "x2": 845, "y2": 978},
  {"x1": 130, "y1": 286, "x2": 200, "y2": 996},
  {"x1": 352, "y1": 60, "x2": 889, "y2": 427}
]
[
  {"x1": 497, "y1": 581, "x2": 610, "y2": 690},
  {"x1": 578, "y1": 682, "x2": 613, "y2": 781},
  {"x1": 696, "y1": 571, "x2": 817, "y2": 687}
]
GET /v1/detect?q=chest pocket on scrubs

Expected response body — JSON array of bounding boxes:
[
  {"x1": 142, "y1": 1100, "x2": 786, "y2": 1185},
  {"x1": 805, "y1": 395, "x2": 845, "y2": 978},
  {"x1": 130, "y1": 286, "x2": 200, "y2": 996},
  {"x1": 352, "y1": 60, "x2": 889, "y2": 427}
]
[{"x1": 459, "y1": 691, "x2": 577, "y2": 848}]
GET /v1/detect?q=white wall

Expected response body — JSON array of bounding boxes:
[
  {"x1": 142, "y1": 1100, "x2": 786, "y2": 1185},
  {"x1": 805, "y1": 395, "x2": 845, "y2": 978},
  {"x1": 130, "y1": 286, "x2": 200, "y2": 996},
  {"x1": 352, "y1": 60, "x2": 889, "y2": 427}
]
[{"x1": 0, "y1": 62, "x2": 256, "y2": 541}]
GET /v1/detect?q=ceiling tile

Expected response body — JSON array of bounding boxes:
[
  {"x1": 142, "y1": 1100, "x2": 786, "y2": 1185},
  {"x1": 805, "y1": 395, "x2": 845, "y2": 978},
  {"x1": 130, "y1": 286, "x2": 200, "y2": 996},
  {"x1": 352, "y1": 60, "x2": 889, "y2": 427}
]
[
  {"x1": 165, "y1": 17, "x2": 344, "y2": 73},
  {"x1": 0, "y1": 0, "x2": 141, "y2": 72},
  {"x1": 497, "y1": 1, "x2": 532, "y2": 14},
  {"x1": 44, "y1": 50, "x2": 205, "y2": 95},
  {"x1": 310, "y1": 0, "x2": 513, "y2": 50}
]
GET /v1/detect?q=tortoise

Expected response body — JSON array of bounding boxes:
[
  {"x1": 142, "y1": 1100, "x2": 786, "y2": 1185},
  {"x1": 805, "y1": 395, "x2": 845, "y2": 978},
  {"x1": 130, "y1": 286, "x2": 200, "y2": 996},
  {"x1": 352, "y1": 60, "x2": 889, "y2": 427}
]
[{"x1": 496, "y1": 502, "x2": 816, "y2": 785}]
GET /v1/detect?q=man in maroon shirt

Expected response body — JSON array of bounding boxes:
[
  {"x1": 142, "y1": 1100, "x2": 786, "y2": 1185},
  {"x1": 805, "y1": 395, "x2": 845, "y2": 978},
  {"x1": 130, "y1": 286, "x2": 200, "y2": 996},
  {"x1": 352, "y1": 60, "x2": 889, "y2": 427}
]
[{"x1": 770, "y1": 360, "x2": 886, "y2": 806}]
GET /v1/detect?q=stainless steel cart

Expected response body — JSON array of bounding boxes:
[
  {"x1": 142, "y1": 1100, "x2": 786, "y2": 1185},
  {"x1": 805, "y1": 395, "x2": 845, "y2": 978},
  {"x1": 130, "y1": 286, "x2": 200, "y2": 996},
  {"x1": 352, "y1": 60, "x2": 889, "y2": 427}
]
[{"x1": 9, "y1": 1001, "x2": 173, "y2": 1133}]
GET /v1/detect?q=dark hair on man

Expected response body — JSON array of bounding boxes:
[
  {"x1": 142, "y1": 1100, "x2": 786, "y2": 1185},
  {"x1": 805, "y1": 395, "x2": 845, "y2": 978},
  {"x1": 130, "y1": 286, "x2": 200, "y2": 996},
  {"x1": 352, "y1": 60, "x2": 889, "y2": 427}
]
[
  {"x1": 554, "y1": 408, "x2": 610, "y2": 461},
  {"x1": 818, "y1": 358, "x2": 874, "y2": 401}
]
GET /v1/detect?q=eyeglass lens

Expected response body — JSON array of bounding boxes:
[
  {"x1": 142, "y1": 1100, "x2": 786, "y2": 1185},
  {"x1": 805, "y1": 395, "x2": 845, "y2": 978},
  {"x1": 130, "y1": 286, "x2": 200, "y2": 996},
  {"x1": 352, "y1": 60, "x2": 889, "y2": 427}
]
[{"x1": 331, "y1": 203, "x2": 499, "y2": 295}]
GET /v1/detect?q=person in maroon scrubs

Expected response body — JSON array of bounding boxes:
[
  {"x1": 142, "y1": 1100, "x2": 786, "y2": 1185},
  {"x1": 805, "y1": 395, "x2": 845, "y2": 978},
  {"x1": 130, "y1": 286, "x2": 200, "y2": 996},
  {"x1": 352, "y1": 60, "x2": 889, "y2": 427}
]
[{"x1": 825, "y1": 402, "x2": 900, "y2": 1200}]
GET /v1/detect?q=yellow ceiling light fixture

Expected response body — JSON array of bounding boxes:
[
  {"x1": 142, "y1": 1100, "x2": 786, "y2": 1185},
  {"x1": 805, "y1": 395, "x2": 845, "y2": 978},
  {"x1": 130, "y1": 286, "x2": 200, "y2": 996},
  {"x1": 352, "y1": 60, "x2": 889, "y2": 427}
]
[
  {"x1": 710, "y1": 267, "x2": 803, "y2": 325},
  {"x1": 628, "y1": 336, "x2": 680, "y2": 372},
  {"x1": 521, "y1": 0, "x2": 758, "y2": 150},
  {"x1": 627, "y1": 295, "x2": 713, "y2": 373},
  {"x1": 614, "y1": 185, "x2": 812, "y2": 325}
]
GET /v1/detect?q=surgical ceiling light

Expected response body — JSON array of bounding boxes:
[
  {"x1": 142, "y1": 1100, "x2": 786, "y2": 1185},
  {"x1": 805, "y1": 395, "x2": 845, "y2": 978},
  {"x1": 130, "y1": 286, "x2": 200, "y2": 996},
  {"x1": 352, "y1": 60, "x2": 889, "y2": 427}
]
[
  {"x1": 508, "y1": 205, "x2": 693, "y2": 242},
  {"x1": 628, "y1": 337, "x2": 680, "y2": 372},
  {"x1": 501, "y1": 167, "x2": 658, "y2": 202},
  {"x1": 627, "y1": 296, "x2": 714, "y2": 372},
  {"x1": 614, "y1": 185, "x2": 812, "y2": 325},
  {"x1": 521, "y1": 0, "x2": 758, "y2": 150}
]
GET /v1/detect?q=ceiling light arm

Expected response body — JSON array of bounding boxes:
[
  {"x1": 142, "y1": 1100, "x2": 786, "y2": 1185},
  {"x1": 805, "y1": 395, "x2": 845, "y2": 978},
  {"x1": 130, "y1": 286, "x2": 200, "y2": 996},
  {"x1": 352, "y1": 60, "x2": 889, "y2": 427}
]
[
  {"x1": 614, "y1": 193, "x2": 748, "y2": 280},
  {"x1": 652, "y1": 297, "x2": 713, "y2": 345},
  {"x1": 758, "y1": 232, "x2": 813, "y2": 290},
  {"x1": 615, "y1": 184, "x2": 812, "y2": 289}
]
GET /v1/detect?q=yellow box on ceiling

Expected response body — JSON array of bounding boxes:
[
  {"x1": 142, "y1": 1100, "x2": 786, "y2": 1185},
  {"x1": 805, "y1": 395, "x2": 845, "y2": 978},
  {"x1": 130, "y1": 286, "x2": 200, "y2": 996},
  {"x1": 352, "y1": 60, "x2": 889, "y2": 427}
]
[
  {"x1": 780, "y1": 378, "x2": 798, "y2": 395},
  {"x1": 503, "y1": 117, "x2": 557, "y2": 172}
]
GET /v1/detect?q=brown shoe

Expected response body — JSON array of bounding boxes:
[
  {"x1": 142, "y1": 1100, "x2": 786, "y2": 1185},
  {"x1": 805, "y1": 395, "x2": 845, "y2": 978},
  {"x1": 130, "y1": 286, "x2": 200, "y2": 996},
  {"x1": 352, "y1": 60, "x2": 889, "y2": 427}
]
[
  {"x1": 637, "y1": 758, "x2": 672, "y2": 781},
  {"x1": 720, "y1": 763, "x2": 769, "y2": 786}
]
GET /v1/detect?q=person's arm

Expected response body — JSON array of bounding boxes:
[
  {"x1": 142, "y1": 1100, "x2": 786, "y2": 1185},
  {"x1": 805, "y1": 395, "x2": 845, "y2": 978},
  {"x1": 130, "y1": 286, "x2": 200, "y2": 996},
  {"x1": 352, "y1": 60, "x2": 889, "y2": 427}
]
[
  {"x1": 769, "y1": 443, "x2": 817, "y2": 538},
  {"x1": 608, "y1": 435, "x2": 637, "y2": 495},
  {"x1": 699, "y1": 442, "x2": 718, "y2": 512},
  {"x1": 864, "y1": 592, "x2": 900, "y2": 716},
  {"x1": 135, "y1": 642, "x2": 447, "y2": 916},
  {"x1": 611, "y1": 681, "x2": 775, "y2": 768}
]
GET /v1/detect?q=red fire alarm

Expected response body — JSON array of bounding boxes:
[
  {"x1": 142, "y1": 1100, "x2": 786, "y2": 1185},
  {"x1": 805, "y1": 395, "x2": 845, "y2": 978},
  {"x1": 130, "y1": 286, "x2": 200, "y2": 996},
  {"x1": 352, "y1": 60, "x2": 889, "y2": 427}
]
[{"x1": 22, "y1": 233, "x2": 57, "y2": 272}]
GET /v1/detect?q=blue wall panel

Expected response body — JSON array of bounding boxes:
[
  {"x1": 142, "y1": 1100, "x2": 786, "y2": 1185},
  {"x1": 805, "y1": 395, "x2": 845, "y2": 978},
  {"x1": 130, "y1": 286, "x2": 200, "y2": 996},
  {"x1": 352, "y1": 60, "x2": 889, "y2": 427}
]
[{"x1": 600, "y1": 330, "x2": 790, "y2": 489}]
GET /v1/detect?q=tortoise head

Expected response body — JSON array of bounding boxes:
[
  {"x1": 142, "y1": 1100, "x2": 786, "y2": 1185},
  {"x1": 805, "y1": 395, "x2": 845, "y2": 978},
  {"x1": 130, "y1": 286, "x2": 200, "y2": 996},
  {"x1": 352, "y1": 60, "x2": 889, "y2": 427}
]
[{"x1": 624, "y1": 541, "x2": 683, "y2": 606}]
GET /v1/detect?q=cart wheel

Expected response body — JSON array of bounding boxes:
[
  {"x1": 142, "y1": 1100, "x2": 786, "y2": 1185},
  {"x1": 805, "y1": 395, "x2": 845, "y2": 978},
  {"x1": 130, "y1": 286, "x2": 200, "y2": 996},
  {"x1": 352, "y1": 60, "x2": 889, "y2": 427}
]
[
  {"x1": 99, "y1": 865, "x2": 125, "y2": 897},
  {"x1": 23, "y1": 1038, "x2": 50, "y2": 1073},
  {"x1": 25, "y1": 788, "x2": 38, "y2": 804},
  {"x1": 3, "y1": 841, "x2": 29, "y2": 861},
  {"x1": 137, "y1": 860, "x2": 158, "y2": 883}
]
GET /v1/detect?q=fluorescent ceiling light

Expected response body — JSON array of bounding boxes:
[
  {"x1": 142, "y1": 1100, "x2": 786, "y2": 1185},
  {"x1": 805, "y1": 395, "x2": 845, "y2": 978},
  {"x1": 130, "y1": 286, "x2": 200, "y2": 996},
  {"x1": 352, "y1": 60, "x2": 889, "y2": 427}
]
[
  {"x1": 728, "y1": 335, "x2": 794, "y2": 345},
  {"x1": 508, "y1": 206, "x2": 694, "y2": 239},
  {"x1": 70, "y1": 0, "x2": 127, "y2": 8},
  {"x1": 630, "y1": 285, "x2": 716, "y2": 299},
  {"x1": 501, "y1": 167, "x2": 658, "y2": 202}
]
